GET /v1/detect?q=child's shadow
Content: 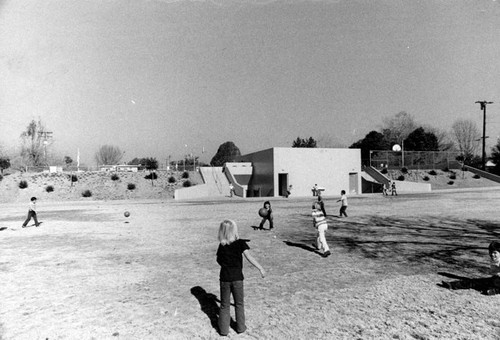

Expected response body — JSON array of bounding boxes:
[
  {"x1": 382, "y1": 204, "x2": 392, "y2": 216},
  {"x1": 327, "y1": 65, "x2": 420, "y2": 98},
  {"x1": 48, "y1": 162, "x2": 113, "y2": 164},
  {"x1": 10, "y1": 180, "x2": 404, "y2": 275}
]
[
  {"x1": 283, "y1": 240, "x2": 322, "y2": 256},
  {"x1": 190, "y1": 286, "x2": 237, "y2": 332},
  {"x1": 437, "y1": 272, "x2": 490, "y2": 293},
  {"x1": 251, "y1": 225, "x2": 266, "y2": 231}
]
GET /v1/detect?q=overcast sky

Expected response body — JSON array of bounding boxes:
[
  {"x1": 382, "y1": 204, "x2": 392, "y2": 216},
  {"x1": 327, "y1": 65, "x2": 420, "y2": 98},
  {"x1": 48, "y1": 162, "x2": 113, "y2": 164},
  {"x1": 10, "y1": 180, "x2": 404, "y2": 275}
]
[{"x1": 1, "y1": 0, "x2": 500, "y2": 166}]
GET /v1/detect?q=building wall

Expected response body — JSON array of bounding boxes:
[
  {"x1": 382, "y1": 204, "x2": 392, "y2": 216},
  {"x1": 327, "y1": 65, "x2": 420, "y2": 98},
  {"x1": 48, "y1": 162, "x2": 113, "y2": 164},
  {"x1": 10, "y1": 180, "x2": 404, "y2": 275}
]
[
  {"x1": 238, "y1": 149, "x2": 274, "y2": 197},
  {"x1": 273, "y1": 148, "x2": 361, "y2": 197},
  {"x1": 239, "y1": 147, "x2": 361, "y2": 198}
]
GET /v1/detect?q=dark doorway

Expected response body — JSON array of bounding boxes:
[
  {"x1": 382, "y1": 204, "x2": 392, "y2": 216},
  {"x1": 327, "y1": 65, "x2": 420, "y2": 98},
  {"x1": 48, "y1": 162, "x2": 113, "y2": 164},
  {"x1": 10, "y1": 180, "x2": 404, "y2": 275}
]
[{"x1": 278, "y1": 173, "x2": 288, "y2": 196}]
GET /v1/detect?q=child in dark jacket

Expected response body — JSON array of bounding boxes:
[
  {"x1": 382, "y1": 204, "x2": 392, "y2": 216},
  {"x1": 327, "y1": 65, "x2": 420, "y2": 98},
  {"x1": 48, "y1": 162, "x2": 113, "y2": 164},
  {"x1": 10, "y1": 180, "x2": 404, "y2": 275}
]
[
  {"x1": 442, "y1": 241, "x2": 500, "y2": 295},
  {"x1": 216, "y1": 219, "x2": 265, "y2": 336}
]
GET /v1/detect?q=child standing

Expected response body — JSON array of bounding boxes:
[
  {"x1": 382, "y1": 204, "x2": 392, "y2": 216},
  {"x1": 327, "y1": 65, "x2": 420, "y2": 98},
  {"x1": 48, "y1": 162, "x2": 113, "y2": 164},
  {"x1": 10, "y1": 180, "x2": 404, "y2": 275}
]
[
  {"x1": 216, "y1": 220, "x2": 265, "y2": 336},
  {"x1": 442, "y1": 241, "x2": 500, "y2": 295},
  {"x1": 312, "y1": 202, "x2": 331, "y2": 257},
  {"x1": 22, "y1": 197, "x2": 41, "y2": 228},
  {"x1": 337, "y1": 190, "x2": 348, "y2": 217},
  {"x1": 317, "y1": 195, "x2": 327, "y2": 217},
  {"x1": 259, "y1": 201, "x2": 274, "y2": 230}
]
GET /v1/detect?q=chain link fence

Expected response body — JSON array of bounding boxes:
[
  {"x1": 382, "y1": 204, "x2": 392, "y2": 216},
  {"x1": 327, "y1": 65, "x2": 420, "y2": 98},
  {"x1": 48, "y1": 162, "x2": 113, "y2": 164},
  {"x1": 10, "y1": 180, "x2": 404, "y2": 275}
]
[{"x1": 368, "y1": 150, "x2": 463, "y2": 170}]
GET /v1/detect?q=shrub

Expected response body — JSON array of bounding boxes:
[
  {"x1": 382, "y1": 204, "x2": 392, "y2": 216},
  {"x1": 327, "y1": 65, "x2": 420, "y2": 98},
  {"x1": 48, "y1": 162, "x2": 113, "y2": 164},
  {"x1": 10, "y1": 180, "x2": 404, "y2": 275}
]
[
  {"x1": 82, "y1": 189, "x2": 92, "y2": 197},
  {"x1": 447, "y1": 181, "x2": 454, "y2": 185},
  {"x1": 168, "y1": 176, "x2": 176, "y2": 184},
  {"x1": 381, "y1": 168, "x2": 388, "y2": 174},
  {"x1": 473, "y1": 174, "x2": 480, "y2": 179},
  {"x1": 19, "y1": 180, "x2": 28, "y2": 189},
  {"x1": 45, "y1": 185, "x2": 54, "y2": 192},
  {"x1": 70, "y1": 174, "x2": 78, "y2": 182},
  {"x1": 442, "y1": 167, "x2": 450, "y2": 172},
  {"x1": 127, "y1": 183, "x2": 136, "y2": 190},
  {"x1": 397, "y1": 175, "x2": 405, "y2": 181},
  {"x1": 182, "y1": 171, "x2": 189, "y2": 179},
  {"x1": 401, "y1": 167, "x2": 408, "y2": 174},
  {"x1": 423, "y1": 176, "x2": 430, "y2": 181},
  {"x1": 449, "y1": 174, "x2": 456, "y2": 180},
  {"x1": 428, "y1": 170, "x2": 437, "y2": 176},
  {"x1": 0, "y1": 174, "x2": 3, "y2": 182},
  {"x1": 111, "y1": 173, "x2": 120, "y2": 181},
  {"x1": 183, "y1": 180, "x2": 192, "y2": 187},
  {"x1": 144, "y1": 172, "x2": 158, "y2": 180}
]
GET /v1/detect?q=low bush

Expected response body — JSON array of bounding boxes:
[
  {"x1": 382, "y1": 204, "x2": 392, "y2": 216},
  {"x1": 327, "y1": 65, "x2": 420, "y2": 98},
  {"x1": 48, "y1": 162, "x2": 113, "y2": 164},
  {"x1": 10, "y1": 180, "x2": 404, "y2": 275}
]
[
  {"x1": 182, "y1": 171, "x2": 189, "y2": 179},
  {"x1": 45, "y1": 185, "x2": 54, "y2": 192},
  {"x1": 447, "y1": 181, "x2": 454, "y2": 185},
  {"x1": 428, "y1": 170, "x2": 437, "y2": 176},
  {"x1": 82, "y1": 189, "x2": 92, "y2": 197},
  {"x1": 70, "y1": 174, "x2": 78, "y2": 182},
  {"x1": 449, "y1": 174, "x2": 456, "y2": 180},
  {"x1": 423, "y1": 176, "x2": 430, "y2": 181},
  {"x1": 183, "y1": 180, "x2": 192, "y2": 187},
  {"x1": 127, "y1": 183, "x2": 136, "y2": 190},
  {"x1": 473, "y1": 174, "x2": 481, "y2": 179},
  {"x1": 0, "y1": 174, "x2": 3, "y2": 182},
  {"x1": 168, "y1": 176, "x2": 176, "y2": 184},
  {"x1": 19, "y1": 180, "x2": 28, "y2": 189},
  {"x1": 401, "y1": 167, "x2": 408, "y2": 174},
  {"x1": 442, "y1": 167, "x2": 450, "y2": 172},
  {"x1": 111, "y1": 173, "x2": 120, "y2": 181},
  {"x1": 397, "y1": 175, "x2": 405, "y2": 181},
  {"x1": 144, "y1": 172, "x2": 158, "y2": 180},
  {"x1": 381, "y1": 168, "x2": 388, "y2": 174}
]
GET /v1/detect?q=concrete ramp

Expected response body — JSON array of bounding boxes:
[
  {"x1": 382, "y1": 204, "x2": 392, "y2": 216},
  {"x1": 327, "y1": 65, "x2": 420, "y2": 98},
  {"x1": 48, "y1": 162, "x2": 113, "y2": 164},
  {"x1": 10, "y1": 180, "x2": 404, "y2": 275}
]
[
  {"x1": 364, "y1": 166, "x2": 391, "y2": 186},
  {"x1": 463, "y1": 165, "x2": 500, "y2": 183},
  {"x1": 174, "y1": 167, "x2": 230, "y2": 200}
]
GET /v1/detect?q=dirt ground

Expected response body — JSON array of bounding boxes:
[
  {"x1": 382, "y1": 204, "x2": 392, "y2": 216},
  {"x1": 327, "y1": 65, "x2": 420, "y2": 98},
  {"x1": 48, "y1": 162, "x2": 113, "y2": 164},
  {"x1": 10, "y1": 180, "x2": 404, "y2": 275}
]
[{"x1": 2, "y1": 189, "x2": 500, "y2": 339}]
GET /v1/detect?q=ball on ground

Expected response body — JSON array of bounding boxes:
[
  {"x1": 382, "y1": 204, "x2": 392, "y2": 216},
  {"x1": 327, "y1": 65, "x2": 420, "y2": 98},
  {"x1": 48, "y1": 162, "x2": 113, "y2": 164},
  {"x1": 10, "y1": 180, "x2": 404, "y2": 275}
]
[
  {"x1": 124, "y1": 211, "x2": 130, "y2": 218},
  {"x1": 258, "y1": 208, "x2": 268, "y2": 218}
]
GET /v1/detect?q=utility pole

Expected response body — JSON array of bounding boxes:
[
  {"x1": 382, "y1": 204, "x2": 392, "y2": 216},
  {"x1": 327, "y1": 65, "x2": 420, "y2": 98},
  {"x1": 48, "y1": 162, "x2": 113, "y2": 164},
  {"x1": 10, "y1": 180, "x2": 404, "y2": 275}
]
[
  {"x1": 475, "y1": 101, "x2": 493, "y2": 170},
  {"x1": 38, "y1": 131, "x2": 53, "y2": 166}
]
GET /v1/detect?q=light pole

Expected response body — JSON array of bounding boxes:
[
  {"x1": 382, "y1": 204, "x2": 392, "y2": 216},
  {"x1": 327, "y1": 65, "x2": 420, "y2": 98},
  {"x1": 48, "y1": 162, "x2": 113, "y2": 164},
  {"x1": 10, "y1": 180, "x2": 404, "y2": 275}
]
[{"x1": 475, "y1": 100, "x2": 493, "y2": 170}]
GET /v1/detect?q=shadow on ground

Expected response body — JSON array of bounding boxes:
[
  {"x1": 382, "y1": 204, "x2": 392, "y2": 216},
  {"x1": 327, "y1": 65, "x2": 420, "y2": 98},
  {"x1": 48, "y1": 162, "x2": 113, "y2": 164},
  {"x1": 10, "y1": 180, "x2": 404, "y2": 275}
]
[{"x1": 283, "y1": 215, "x2": 500, "y2": 274}]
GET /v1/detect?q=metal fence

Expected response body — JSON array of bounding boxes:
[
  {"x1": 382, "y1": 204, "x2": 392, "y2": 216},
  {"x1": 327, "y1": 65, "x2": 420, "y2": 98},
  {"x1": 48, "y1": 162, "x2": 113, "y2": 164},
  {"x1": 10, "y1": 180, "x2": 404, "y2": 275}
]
[{"x1": 367, "y1": 150, "x2": 463, "y2": 170}]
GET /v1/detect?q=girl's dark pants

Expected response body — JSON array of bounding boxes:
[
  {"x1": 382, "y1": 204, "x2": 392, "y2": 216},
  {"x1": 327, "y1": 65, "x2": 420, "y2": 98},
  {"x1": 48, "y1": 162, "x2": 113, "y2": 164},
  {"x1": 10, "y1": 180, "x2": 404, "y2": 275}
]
[
  {"x1": 22, "y1": 210, "x2": 39, "y2": 227},
  {"x1": 340, "y1": 206, "x2": 348, "y2": 217},
  {"x1": 259, "y1": 216, "x2": 273, "y2": 229},
  {"x1": 218, "y1": 280, "x2": 246, "y2": 335}
]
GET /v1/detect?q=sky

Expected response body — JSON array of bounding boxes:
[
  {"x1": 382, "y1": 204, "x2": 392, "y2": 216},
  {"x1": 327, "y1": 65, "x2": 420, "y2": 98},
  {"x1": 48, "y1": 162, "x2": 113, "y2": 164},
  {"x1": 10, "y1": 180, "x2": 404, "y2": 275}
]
[{"x1": 1, "y1": 0, "x2": 500, "y2": 166}]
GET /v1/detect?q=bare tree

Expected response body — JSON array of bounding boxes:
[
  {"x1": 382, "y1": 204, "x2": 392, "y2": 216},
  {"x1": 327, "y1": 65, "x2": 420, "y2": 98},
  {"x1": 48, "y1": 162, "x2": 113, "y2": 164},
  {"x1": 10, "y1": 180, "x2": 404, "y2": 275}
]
[
  {"x1": 381, "y1": 111, "x2": 417, "y2": 146},
  {"x1": 424, "y1": 125, "x2": 455, "y2": 151},
  {"x1": 451, "y1": 119, "x2": 480, "y2": 158},
  {"x1": 20, "y1": 119, "x2": 50, "y2": 166},
  {"x1": 95, "y1": 145, "x2": 124, "y2": 165}
]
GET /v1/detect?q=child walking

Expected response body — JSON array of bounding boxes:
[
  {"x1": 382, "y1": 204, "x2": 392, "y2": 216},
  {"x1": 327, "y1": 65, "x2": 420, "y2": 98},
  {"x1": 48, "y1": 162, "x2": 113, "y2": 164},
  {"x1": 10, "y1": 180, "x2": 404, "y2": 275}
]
[
  {"x1": 337, "y1": 190, "x2": 348, "y2": 217},
  {"x1": 312, "y1": 202, "x2": 331, "y2": 257},
  {"x1": 216, "y1": 220, "x2": 265, "y2": 336},
  {"x1": 442, "y1": 241, "x2": 500, "y2": 295},
  {"x1": 22, "y1": 197, "x2": 41, "y2": 228},
  {"x1": 259, "y1": 201, "x2": 274, "y2": 230}
]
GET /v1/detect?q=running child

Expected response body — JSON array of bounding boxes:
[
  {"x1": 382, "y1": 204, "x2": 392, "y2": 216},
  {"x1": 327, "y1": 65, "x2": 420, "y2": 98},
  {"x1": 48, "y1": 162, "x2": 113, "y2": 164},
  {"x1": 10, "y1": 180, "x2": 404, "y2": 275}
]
[
  {"x1": 337, "y1": 190, "x2": 348, "y2": 217},
  {"x1": 312, "y1": 202, "x2": 331, "y2": 258},
  {"x1": 259, "y1": 201, "x2": 274, "y2": 230},
  {"x1": 21, "y1": 196, "x2": 41, "y2": 228},
  {"x1": 216, "y1": 219, "x2": 265, "y2": 336}
]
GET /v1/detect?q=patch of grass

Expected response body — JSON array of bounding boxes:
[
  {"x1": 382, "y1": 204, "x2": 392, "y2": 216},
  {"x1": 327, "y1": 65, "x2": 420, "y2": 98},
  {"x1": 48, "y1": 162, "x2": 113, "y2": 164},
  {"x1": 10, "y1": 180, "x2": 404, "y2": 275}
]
[
  {"x1": 18, "y1": 180, "x2": 28, "y2": 189},
  {"x1": 81, "y1": 189, "x2": 92, "y2": 197},
  {"x1": 45, "y1": 185, "x2": 54, "y2": 192}
]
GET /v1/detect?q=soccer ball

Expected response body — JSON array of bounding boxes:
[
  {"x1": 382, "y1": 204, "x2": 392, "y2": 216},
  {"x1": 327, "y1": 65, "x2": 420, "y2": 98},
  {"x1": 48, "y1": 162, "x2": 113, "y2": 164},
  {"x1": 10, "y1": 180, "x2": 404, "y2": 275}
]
[
  {"x1": 124, "y1": 211, "x2": 130, "y2": 218},
  {"x1": 258, "y1": 208, "x2": 268, "y2": 218}
]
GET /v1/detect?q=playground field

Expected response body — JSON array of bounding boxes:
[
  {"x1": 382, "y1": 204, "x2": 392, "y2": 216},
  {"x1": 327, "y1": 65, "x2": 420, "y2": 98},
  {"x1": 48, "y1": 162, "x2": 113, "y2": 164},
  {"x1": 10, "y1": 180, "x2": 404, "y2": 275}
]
[{"x1": 1, "y1": 188, "x2": 500, "y2": 339}]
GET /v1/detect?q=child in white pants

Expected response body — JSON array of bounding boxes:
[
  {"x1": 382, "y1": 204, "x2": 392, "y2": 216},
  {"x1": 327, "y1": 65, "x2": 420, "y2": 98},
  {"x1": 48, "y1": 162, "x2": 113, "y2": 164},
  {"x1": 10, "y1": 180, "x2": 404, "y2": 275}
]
[{"x1": 312, "y1": 202, "x2": 331, "y2": 258}]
